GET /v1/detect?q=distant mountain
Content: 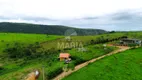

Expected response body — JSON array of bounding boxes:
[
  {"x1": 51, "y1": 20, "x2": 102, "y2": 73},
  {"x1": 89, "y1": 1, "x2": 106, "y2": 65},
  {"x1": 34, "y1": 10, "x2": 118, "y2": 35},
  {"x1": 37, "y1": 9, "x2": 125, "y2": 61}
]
[{"x1": 0, "y1": 22, "x2": 106, "y2": 35}]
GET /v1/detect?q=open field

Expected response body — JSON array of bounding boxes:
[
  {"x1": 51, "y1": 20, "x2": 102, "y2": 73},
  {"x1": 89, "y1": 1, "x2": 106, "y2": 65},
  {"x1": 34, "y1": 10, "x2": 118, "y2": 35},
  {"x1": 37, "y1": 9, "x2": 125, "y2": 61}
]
[
  {"x1": 69, "y1": 44, "x2": 116, "y2": 62},
  {"x1": 54, "y1": 46, "x2": 129, "y2": 80},
  {"x1": 0, "y1": 44, "x2": 116, "y2": 80},
  {"x1": 0, "y1": 33, "x2": 117, "y2": 80},
  {"x1": 0, "y1": 32, "x2": 142, "y2": 80},
  {"x1": 41, "y1": 32, "x2": 142, "y2": 49},
  {"x1": 0, "y1": 33, "x2": 63, "y2": 53},
  {"x1": 63, "y1": 47, "x2": 142, "y2": 80}
]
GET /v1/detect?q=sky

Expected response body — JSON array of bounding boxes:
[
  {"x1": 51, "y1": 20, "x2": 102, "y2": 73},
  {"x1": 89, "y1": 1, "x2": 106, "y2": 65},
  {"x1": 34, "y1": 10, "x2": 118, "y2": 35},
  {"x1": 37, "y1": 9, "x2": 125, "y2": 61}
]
[{"x1": 0, "y1": 0, "x2": 142, "y2": 31}]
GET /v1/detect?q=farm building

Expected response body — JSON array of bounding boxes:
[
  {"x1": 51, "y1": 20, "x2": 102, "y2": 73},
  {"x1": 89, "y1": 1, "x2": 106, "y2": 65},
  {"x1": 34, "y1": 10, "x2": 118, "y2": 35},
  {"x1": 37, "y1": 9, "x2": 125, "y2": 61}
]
[
  {"x1": 120, "y1": 38, "x2": 141, "y2": 46},
  {"x1": 59, "y1": 53, "x2": 71, "y2": 61}
]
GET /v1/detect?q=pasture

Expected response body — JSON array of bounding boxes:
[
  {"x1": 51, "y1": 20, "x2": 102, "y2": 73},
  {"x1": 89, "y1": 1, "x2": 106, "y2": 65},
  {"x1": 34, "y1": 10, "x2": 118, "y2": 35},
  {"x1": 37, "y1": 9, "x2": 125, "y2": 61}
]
[
  {"x1": 0, "y1": 32, "x2": 142, "y2": 80},
  {"x1": 0, "y1": 33, "x2": 62, "y2": 53},
  {"x1": 63, "y1": 47, "x2": 142, "y2": 80},
  {"x1": 41, "y1": 31, "x2": 142, "y2": 49}
]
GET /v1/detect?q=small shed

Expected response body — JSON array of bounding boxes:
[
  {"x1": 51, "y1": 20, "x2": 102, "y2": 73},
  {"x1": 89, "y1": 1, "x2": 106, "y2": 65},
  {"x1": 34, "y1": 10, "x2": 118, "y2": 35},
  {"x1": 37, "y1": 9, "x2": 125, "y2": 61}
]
[{"x1": 59, "y1": 53, "x2": 71, "y2": 61}]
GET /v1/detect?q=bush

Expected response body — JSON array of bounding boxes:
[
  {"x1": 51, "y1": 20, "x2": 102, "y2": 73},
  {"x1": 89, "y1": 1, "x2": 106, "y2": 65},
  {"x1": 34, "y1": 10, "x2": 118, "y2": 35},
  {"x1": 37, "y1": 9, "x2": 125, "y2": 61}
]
[
  {"x1": 90, "y1": 36, "x2": 125, "y2": 45},
  {"x1": 90, "y1": 40, "x2": 95, "y2": 44},
  {"x1": 67, "y1": 62, "x2": 75, "y2": 70},
  {"x1": 71, "y1": 56, "x2": 86, "y2": 65},
  {"x1": 128, "y1": 44, "x2": 138, "y2": 48},
  {"x1": 3, "y1": 42, "x2": 42, "y2": 59},
  {"x1": 1, "y1": 40, "x2": 4, "y2": 42},
  {"x1": 94, "y1": 45, "x2": 104, "y2": 49},
  {"x1": 104, "y1": 47, "x2": 115, "y2": 53},
  {"x1": 46, "y1": 67, "x2": 63, "y2": 79},
  {"x1": 0, "y1": 66, "x2": 4, "y2": 71}
]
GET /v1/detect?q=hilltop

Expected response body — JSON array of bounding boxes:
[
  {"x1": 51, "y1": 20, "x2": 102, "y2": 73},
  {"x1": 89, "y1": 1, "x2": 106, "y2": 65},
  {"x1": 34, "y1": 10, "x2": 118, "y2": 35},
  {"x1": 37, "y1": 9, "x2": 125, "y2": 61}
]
[{"x1": 0, "y1": 22, "x2": 106, "y2": 35}]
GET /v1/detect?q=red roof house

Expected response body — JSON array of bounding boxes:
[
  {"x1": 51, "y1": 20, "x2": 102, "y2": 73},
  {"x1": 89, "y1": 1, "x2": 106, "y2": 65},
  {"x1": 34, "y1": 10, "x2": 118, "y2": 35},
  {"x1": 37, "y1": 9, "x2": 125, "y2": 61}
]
[{"x1": 59, "y1": 53, "x2": 70, "y2": 61}]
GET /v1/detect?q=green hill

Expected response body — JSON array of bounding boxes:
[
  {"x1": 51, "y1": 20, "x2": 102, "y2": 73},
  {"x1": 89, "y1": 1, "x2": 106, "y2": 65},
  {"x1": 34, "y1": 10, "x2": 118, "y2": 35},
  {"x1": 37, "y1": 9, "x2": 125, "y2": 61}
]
[
  {"x1": 63, "y1": 47, "x2": 142, "y2": 80},
  {"x1": 0, "y1": 22, "x2": 106, "y2": 35}
]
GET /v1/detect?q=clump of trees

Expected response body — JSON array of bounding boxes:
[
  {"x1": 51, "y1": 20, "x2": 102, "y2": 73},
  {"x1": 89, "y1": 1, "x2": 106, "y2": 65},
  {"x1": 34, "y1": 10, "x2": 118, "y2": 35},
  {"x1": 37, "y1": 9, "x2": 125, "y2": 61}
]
[
  {"x1": 46, "y1": 67, "x2": 63, "y2": 79},
  {"x1": 90, "y1": 36, "x2": 128, "y2": 45},
  {"x1": 4, "y1": 42, "x2": 40, "y2": 59},
  {"x1": 3, "y1": 42, "x2": 59, "y2": 60}
]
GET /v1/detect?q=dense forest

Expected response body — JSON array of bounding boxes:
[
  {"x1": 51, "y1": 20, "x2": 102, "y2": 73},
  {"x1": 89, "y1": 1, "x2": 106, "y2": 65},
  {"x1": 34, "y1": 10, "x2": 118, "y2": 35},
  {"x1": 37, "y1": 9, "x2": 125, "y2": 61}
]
[{"x1": 0, "y1": 22, "x2": 106, "y2": 35}]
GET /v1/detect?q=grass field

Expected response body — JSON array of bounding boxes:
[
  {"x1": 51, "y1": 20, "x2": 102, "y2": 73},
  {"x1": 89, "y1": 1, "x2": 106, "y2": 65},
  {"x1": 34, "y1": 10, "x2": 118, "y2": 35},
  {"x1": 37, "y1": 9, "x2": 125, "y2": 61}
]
[
  {"x1": 0, "y1": 33, "x2": 62, "y2": 53},
  {"x1": 0, "y1": 32, "x2": 142, "y2": 80},
  {"x1": 63, "y1": 47, "x2": 142, "y2": 80},
  {"x1": 0, "y1": 40, "x2": 115, "y2": 80},
  {"x1": 69, "y1": 44, "x2": 116, "y2": 61},
  {"x1": 0, "y1": 33, "x2": 63, "y2": 80},
  {"x1": 41, "y1": 32, "x2": 142, "y2": 49}
]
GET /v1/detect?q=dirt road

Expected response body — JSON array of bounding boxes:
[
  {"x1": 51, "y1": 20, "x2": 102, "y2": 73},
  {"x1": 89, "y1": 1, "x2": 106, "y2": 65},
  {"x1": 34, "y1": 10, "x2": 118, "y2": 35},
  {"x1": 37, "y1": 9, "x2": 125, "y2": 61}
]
[{"x1": 53, "y1": 46, "x2": 130, "y2": 80}]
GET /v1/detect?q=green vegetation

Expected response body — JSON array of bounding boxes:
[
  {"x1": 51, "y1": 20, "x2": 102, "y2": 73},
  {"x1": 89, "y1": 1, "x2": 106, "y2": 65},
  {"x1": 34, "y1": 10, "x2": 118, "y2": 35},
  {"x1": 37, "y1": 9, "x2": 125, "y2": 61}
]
[
  {"x1": 0, "y1": 22, "x2": 106, "y2": 35},
  {"x1": 0, "y1": 43, "x2": 116, "y2": 80},
  {"x1": 41, "y1": 33, "x2": 126, "y2": 49},
  {"x1": 0, "y1": 33, "x2": 117, "y2": 80},
  {"x1": 0, "y1": 33, "x2": 62, "y2": 53},
  {"x1": 63, "y1": 47, "x2": 142, "y2": 80},
  {"x1": 0, "y1": 31, "x2": 142, "y2": 80},
  {"x1": 69, "y1": 44, "x2": 116, "y2": 65},
  {"x1": 41, "y1": 31, "x2": 142, "y2": 50},
  {"x1": 0, "y1": 33, "x2": 63, "y2": 80}
]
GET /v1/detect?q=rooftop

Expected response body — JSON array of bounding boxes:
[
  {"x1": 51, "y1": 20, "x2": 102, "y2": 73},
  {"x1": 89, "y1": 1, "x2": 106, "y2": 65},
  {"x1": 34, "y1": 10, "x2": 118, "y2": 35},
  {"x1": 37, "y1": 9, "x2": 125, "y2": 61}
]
[{"x1": 59, "y1": 53, "x2": 70, "y2": 58}]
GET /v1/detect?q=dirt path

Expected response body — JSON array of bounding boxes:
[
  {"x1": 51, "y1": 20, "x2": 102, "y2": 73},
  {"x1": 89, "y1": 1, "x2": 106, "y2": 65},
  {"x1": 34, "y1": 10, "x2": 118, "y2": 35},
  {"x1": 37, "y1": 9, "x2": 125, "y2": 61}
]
[{"x1": 53, "y1": 46, "x2": 130, "y2": 80}]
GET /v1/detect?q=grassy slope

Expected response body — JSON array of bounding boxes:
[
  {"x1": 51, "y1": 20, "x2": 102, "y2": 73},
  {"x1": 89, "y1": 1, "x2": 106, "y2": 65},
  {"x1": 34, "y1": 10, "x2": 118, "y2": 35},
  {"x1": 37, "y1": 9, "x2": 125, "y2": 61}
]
[
  {"x1": 0, "y1": 32, "x2": 141, "y2": 52},
  {"x1": 69, "y1": 44, "x2": 116, "y2": 61},
  {"x1": 0, "y1": 33, "x2": 63, "y2": 80},
  {"x1": 0, "y1": 42, "x2": 115, "y2": 79},
  {"x1": 41, "y1": 31, "x2": 142, "y2": 49},
  {"x1": 0, "y1": 33, "x2": 62, "y2": 53},
  {"x1": 0, "y1": 44, "x2": 115, "y2": 80},
  {"x1": 41, "y1": 33, "x2": 124, "y2": 49},
  {"x1": 63, "y1": 47, "x2": 142, "y2": 80}
]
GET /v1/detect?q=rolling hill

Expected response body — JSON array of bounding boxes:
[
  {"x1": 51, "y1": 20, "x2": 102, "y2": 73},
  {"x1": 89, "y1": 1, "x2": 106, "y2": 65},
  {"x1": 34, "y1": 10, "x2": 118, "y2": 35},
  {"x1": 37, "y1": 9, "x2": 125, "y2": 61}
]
[{"x1": 0, "y1": 22, "x2": 106, "y2": 35}]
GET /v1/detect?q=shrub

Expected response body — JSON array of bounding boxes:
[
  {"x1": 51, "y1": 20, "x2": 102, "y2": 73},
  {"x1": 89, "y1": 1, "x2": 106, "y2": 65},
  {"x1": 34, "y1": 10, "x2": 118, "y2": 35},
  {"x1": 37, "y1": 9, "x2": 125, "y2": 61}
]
[
  {"x1": 46, "y1": 67, "x2": 63, "y2": 79},
  {"x1": 90, "y1": 40, "x2": 95, "y2": 44},
  {"x1": 128, "y1": 44, "x2": 138, "y2": 48},
  {"x1": 3, "y1": 42, "x2": 42, "y2": 59},
  {"x1": 1, "y1": 40, "x2": 4, "y2": 42},
  {"x1": 67, "y1": 62, "x2": 75, "y2": 70},
  {"x1": 104, "y1": 47, "x2": 114, "y2": 53},
  {"x1": 0, "y1": 66, "x2": 4, "y2": 71},
  {"x1": 94, "y1": 45, "x2": 104, "y2": 49},
  {"x1": 71, "y1": 56, "x2": 86, "y2": 65}
]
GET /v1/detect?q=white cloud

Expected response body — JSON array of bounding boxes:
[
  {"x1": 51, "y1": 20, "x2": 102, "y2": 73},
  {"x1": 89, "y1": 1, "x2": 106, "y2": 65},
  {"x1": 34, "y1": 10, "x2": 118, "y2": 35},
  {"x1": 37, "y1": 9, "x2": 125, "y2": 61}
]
[
  {"x1": 0, "y1": 0, "x2": 142, "y2": 19},
  {"x1": 0, "y1": 0, "x2": 142, "y2": 31}
]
